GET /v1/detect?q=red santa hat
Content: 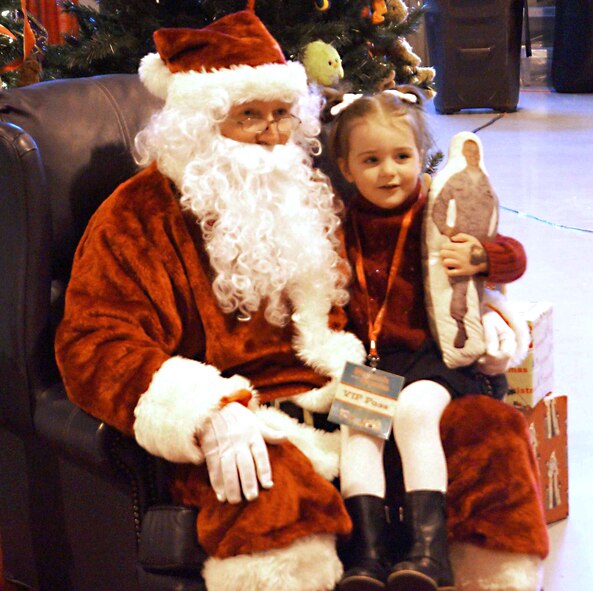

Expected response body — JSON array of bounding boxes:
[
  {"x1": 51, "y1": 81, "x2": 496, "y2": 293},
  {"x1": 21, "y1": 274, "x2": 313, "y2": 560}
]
[{"x1": 139, "y1": 9, "x2": 308, "y2": 106}]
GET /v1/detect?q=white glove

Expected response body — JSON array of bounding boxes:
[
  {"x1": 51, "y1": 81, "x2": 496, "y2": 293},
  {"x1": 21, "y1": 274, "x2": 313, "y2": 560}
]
[
  {"x1": 476, "y1": 309, "x2": 517, "y2": 375},
  {"x1": 198, "y1": 402, "x2": 286, "y2": 504}
]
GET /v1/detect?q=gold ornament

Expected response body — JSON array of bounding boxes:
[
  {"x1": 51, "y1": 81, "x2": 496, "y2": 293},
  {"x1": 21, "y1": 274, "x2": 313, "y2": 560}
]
[{"x1": 314, "y1": 0, "x2": 331, "y2": 11}]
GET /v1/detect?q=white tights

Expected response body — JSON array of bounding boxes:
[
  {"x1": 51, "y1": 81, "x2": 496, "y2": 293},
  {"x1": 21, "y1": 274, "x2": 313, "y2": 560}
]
[{"x1": 340, "y1": 380, "x2": 451, "y2": 499}]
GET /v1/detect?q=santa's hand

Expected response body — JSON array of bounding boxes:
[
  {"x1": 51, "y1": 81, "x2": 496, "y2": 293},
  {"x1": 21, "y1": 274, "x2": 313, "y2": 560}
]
[
  {"x1": 198, "y1": 402, "x2": 286, "y2": 504},
  {"x1": 476, "y1": 309, "x2": 517, "y2": 375}
]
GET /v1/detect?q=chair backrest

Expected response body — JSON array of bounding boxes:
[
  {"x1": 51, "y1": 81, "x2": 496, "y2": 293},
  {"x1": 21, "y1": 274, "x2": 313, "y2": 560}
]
[{"x1": 0, "y1": 74, "x2": 163, "y2": 433}]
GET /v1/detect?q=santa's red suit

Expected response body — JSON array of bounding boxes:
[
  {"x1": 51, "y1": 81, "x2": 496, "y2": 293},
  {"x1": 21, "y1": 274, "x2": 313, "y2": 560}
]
[
  {"x1": 55, "y1": 161, "x2": 359, "y2": 590},
  {"x1": 56, "y1": 162, "x2": 549, "y2": 587},
  {"x1": 55, "y1": 7, "x2": 548, "y2": 591}
]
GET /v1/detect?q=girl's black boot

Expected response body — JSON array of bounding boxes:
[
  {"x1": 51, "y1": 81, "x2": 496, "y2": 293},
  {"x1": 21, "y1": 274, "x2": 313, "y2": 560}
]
[
  {"x1": 386, "y1": 490, "x2": 455, "y2": 591},
  {"x1": 337, "y1": 495, "x2": 389, "y2": 591}
]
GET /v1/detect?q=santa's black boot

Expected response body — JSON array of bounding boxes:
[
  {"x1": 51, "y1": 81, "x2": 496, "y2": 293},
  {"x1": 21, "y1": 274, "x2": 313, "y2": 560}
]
[
  {"x1": 337, "y1": 495, "x2": 389, "y2": 591},
  {"x1": 386, "y1": 491, "x2": 455, "y2": 591}
]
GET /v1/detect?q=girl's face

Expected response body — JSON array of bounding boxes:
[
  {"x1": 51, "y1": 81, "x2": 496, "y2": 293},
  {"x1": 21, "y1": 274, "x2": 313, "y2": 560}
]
[{"x1": 338, "y1": 115, "x2": 422, "y2": 209}]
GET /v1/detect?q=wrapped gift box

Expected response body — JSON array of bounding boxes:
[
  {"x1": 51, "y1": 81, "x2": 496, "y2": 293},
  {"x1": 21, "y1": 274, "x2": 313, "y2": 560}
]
[
  {"x1": 514, "y1": 393, "x2": 569, "y2": 524},
  {"x1": 506, "y1": 301, "x2": 554, "y2": 407}
]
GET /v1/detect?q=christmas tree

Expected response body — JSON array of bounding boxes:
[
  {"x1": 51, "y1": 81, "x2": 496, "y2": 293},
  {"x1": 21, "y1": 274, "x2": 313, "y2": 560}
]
[
  {"x1": 0, "y1": 0, "x2": 47, "y2": 88},
  {"x1": 1, "y1": 0, "x2": 434, "y2": 96},
  {"x1": 0, "y1": 1, "x2": 22, "y2": 70}
]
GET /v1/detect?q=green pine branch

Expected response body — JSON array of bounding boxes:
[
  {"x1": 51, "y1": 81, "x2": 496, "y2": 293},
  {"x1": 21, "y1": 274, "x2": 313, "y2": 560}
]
[{"x1": 3, "y1": 0, "x2": 435, "y2": 96}]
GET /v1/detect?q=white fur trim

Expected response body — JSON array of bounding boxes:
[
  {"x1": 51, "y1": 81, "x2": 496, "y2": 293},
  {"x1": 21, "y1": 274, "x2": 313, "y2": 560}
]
[
  {"x1": 289, "y1": 279, "x2": 366, "y2": 380},
  {"x1": 450, "y1": 543, "x2": 543, "y2": 591},
  {"x1": 290, "y1": 379, "x2": 339, "y2": 414},
  {"x1": 138, "y1": 52, "x2": 173, "y2": 100},
  {"x1": 203, "y1": 534, "x2": 342, "y2": 591},
  {"x1": 286, "y1": 276, "x2": 366, "y2": 413},
  {"x1": 483, "y1": 288, "x2": 530, "y2": 367},
  {"x1": 293, "y1": 325, "x2": 367, "y2": 380},
  {"x1": 133, "y1": 356, "x2": 252, "y2": 463},
  {"x1": 140, "y1": 56, "x2": 308, "y2": 105},
  {"x1": 255, "y1": 405, "x2": 340, "y2": 481}
]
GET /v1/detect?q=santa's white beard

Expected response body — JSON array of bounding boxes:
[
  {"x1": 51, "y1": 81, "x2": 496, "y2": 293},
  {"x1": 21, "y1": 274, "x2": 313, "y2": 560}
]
[{"x1": 172, "y1": 134, "x2": 347, "y2": 326}]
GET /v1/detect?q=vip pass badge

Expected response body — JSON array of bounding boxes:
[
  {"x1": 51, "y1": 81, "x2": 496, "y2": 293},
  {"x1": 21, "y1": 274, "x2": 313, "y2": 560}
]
[
  {"x1": 330, "y1": 191, "x2": 425, "y2": 438},
  {"x1": 328, "y1": 362, "x2": 404, "y2": 439}
]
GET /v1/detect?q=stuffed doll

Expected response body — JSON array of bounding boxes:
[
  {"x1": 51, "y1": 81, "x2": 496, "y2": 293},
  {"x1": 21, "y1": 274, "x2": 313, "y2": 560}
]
[{"x1": 423, "y1": 131, "x2": 528, "y2": 370}]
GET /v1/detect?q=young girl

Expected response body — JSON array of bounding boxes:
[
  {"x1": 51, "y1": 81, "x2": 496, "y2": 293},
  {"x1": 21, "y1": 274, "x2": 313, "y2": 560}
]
[{"x1": 326, "y1": 89, "x2": 527, "y2": 591}]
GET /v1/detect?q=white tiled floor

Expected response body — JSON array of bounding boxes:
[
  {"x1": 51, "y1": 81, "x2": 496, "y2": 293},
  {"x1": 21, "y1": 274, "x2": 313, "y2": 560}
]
[{"x1": 425, "y1": 89, "x2": 593, "y2": 590}]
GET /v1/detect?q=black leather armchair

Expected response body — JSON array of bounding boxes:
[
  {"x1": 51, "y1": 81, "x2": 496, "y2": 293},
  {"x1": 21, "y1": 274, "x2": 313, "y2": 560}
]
[{"x1": 0, "y1": 74, "x2": 207, "y2": 591}]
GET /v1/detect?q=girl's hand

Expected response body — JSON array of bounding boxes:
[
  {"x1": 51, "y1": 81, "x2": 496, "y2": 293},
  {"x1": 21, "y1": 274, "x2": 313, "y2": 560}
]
[{"x1": 440, "y1": 233, "x2": 488, "y2": 277}]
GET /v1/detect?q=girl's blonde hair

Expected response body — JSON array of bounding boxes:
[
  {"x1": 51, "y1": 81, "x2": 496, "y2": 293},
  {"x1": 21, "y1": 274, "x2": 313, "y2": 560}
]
[{"x1": 327, "y1": 86, "x2": 434, "y2": 171}]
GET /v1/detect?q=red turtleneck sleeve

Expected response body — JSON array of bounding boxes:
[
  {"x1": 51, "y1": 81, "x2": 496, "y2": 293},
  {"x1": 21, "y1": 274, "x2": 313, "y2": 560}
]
[{"x1": 483, "y1": 234, "x2": 526, "y2": 284}]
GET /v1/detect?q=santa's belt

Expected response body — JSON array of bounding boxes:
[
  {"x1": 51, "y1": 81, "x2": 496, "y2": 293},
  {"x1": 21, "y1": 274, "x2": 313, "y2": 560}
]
[{"x1": 267, "y1": 400, "x2": 340, "y2": 433}]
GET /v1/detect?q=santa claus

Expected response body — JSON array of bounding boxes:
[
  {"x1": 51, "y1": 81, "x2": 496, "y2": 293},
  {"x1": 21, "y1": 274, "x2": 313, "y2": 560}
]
[
  {"x1": 55, "y1": 5, "x2": 548, "y2": 591},
  {"x1": 56, "y1": 8, "x2": 364, "y2": 591}
]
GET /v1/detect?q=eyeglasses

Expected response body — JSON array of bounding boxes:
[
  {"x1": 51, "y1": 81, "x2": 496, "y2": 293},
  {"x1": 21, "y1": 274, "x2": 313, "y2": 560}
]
[{"x1": 235, "y1": 114, "x2": 301, "y2": 134}]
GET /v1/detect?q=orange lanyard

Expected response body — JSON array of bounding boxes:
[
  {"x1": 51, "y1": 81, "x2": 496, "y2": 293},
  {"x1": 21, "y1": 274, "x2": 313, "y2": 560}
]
[{"x1": 351, "y1": 193, "x2": 425, "y2": 367}]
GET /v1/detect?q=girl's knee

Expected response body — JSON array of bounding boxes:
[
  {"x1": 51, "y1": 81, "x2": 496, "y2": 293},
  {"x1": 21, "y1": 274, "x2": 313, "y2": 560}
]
[{"x1": 395, "y1": 380, "x2": 451, "y2": 424}]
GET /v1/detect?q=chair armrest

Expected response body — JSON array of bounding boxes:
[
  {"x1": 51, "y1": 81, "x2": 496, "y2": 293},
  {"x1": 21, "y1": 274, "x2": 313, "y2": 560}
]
[
  {"x1": 137, "y1": 505, "x2": 207, "y2": 591},
  {"x1": 138, "y1": 505, "x2": 207, "y2": 572},
  {"x1": 33, "y1": 383, "x2": 169, "y2": 500},
  {"x1": 34, "y1": 383, "x2": 125, "y2": 469},
  {"x1": 0, "y1": 121, "x2": 52, "y2": 434}
]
